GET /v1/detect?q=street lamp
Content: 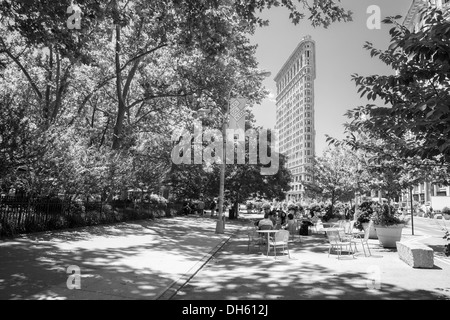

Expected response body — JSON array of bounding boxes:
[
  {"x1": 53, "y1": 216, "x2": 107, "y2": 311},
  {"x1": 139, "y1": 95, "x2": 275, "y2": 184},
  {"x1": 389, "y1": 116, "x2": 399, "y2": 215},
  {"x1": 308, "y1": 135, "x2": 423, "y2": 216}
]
[{"x1": 198, "y1": 71, "x2": 271, "y2": 234}]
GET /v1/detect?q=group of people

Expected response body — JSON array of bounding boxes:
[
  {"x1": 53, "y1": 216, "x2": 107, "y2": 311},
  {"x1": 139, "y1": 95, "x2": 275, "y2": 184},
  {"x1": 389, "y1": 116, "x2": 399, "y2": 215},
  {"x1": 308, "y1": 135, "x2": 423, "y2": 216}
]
[
  {"x1": 182, "y1": 199, "x2": 206, "y2": 215},
  {"x1": 254, "y1": 203, "x2": 318, "y2": 235},
  {"x1": 255, "y1": 204, "x2": 297, "y2": 230}
]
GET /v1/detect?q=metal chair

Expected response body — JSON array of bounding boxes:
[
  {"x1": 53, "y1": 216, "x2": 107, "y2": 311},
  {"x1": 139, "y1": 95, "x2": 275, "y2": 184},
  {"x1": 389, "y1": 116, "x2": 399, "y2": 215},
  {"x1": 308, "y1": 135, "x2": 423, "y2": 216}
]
[
  {"x1": 268, "y1": 230, "x2": 291, "y2": 259},
  {"x1": 359, "y1": 220, "x2": 373, "y2": 257},
  {"x1": 326, "y1": 229, "x2": 355, "y2": 259},
  {"x1": 247, "y1": 227, "x2": 262, "y2": 252},
  {"x1": 258, "y1": 224, "x2": 273, "y2": 244}
]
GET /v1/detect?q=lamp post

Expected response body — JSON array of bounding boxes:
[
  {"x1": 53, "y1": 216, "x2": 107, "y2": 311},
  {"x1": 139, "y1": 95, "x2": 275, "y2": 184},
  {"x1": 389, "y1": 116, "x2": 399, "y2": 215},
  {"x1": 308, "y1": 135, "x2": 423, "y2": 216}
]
[
  {"x1": 198, "y1": 71, "x2": 271, "y2": 234},
  {"x1": 216, "y1": 70, "x2": 272, "y2": 233}
]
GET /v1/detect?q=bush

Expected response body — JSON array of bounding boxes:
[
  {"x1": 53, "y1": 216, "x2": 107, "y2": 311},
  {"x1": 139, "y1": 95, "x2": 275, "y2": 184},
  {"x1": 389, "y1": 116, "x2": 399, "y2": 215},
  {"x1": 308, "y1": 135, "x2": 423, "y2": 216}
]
[
  {"x1": 287, "y1": 203, "x2": 298, "y2": 212},
  {"x1": 309, "y1": 203, "x2": 322, "y2": 218},
  {"x1": 295, "y1": 202, "x2": 304, "y2": 213},
  {"x1": 372, "y1": 203, "x2": 405, "y2": 226},
  {"x1": 322, "y1": 204, "x2": 338, "y2": 222},
  {"x1": 67, "y1": 213, "x2": 86, "y2": 228},
  {"x1": 254, "y1": 201, "x2": 263, "y2": 211},
  {"x1": 355, "y1": 201, "x2": 376, "y2": 230},
  {"x1": 442, "y1": 207, "x2": 450, "y2": 215}
]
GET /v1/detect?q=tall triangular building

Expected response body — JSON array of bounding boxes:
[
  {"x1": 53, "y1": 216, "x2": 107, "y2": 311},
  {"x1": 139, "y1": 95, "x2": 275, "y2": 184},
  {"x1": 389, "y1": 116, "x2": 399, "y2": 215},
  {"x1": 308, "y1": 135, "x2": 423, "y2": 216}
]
[{"x1": 274, "y1": 35, "x2": 316, "y2": 202}]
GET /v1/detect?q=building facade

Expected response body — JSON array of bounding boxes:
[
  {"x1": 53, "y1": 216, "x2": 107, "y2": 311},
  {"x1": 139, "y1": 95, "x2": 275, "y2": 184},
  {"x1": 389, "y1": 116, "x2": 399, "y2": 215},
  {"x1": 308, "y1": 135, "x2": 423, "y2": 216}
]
[
  {"x1": 403, "y1": 0, "x2": 450, "y2": 32},
  {"x1": 274, "y1": 35, "x2": 316, "y2": 202}
]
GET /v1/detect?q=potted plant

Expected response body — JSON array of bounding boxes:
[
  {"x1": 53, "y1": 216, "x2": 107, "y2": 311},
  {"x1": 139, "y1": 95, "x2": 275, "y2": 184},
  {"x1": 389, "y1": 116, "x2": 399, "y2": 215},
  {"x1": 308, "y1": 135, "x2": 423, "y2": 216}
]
[
  {"x1": 442, "y1": 207, "x2": 450, "y2": 220},
  {"x1": 372, "y1": 203, "x2": 406, "y2": 248},
  {"x1": 355, "y1": 201, "x2": 377, "y2": 239}
]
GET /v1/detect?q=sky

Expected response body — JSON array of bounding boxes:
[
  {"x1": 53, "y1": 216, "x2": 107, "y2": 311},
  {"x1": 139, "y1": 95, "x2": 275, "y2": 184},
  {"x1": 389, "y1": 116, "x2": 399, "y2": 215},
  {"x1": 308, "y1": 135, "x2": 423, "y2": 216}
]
[{"x1": 250, "y1": 0, "x2": 413, "y2": 156}]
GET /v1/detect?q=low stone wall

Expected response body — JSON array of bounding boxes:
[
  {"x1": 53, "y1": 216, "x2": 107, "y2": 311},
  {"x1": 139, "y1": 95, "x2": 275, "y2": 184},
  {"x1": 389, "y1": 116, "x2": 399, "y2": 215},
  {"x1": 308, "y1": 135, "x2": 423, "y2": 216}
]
[{"x1": 396, "y1": 242, "x2": 434, "y2": 269}]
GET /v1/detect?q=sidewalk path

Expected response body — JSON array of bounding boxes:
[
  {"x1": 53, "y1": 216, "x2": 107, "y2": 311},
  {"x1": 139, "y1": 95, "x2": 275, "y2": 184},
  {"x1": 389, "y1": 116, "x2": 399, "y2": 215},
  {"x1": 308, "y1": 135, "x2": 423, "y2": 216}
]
[
  {"x1": 0, "y1": 215, "x2": 241, "y2": 300},
  {"x1": 2, "y1": 214, "x2": 449, "y2": 300}
]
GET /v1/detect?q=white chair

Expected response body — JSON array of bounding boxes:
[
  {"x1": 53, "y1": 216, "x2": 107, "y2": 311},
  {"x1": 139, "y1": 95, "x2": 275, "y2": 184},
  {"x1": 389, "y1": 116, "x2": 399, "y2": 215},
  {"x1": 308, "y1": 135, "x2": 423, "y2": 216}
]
[
  {"x1": 269, "y1": 230, "x2": 291, "y2": 259},
  {"x1": 344, "y1": 220, "x2": 355, "y2": 235},
  {"x1": 359, "y1": 220, "x2": 373, "y2": 257},
  {"x1": 326, "y1": 229, "x2": 355, "y2": 259}
]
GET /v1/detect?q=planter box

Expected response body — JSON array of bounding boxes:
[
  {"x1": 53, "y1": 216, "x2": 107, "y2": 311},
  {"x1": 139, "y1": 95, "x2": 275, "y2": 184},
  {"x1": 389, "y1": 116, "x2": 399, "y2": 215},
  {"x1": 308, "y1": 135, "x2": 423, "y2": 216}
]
[
  {"x1": 375, "y1": 224, "x2": 404, "y2": 248},
  {"x1": 362, "y1": 222, "x2": 378, "y2": 239}
]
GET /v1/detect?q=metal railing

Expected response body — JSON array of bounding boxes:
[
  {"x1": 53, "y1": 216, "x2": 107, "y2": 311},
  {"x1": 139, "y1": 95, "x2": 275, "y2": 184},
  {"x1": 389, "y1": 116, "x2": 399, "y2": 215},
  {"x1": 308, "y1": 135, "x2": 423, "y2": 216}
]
[{"x1": 0, "y1": 196, "x2": 183, "y2": 237}]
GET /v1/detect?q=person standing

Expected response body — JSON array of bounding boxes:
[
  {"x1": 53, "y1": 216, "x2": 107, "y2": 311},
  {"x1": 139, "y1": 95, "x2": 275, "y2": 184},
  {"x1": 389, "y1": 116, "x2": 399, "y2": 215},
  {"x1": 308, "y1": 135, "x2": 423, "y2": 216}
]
[
  {"x1": 198, "y1": 198, "x2": 205, "y2": 216},
  {"x1": 209, "y1": 199, "x2": 217, "y2": 217}
]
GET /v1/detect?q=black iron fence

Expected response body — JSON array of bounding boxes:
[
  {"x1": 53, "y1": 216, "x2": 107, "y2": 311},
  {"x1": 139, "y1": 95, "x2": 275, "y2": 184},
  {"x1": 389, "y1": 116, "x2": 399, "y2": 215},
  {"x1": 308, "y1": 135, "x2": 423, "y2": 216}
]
[{"x1": 0, "y1": 196, "x2": 183, "y2": 237}]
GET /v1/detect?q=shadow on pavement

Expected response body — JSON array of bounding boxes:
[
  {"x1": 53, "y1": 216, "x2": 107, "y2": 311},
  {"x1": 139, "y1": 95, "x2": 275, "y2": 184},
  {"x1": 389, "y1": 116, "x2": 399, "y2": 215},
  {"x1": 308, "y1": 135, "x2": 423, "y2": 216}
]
[
  {"x1": 173, "y1": 228, "x2": 450, "y2": 300},
  {"x1": 0, "y1": 216, "x2": 233, "y2": 300}
]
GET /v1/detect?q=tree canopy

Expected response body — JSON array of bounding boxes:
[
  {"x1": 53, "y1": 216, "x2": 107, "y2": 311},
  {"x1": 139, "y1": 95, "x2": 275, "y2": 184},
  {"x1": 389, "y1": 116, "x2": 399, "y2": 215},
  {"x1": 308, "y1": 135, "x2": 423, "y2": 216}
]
[
  {"x1": 331, "y1": 5, "x2": 450, "y2": 165},
  {"x1": 0, "y1": 0, "x2": 351, "y2": 200}
]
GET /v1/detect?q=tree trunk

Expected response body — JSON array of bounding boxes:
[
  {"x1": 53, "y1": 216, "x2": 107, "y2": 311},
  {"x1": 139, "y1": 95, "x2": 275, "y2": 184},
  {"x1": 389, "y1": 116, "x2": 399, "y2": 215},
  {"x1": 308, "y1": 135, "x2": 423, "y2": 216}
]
[
  {"x1": 112, "y1": 19, "x2": 126, "y2": 150},
  {"x1": 43, "y1": 44, "x2": 53, "y2": 125}
]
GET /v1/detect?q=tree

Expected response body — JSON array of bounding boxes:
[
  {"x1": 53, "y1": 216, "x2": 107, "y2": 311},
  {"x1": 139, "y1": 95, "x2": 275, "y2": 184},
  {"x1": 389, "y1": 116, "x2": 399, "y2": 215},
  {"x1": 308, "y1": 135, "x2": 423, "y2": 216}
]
[
  {"x1": 0, "y1": 0, "x2": 351, "y2": 200},
  {"x1": 307, "y1": 145, "x2": 371, "y2": 212},
  {"x1": 167, "y1": 119, "x2": 293, "y2": 218}
]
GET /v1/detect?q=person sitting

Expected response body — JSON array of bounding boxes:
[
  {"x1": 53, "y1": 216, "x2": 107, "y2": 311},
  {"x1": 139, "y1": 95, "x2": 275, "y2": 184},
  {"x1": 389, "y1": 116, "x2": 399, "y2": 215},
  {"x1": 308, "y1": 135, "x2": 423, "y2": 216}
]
[
  {"x1": 257, "y1": 212, "x2": 274, "y2": 229},
  {"x1": 285, "y1": 213, "x2": 298, "y2": 237},
  {"x1": 182, "y1": 201, "x2": 192, "y2": 215},
  {"x1": 278, "y1": 209, "x2": 287, "y2": 226}
]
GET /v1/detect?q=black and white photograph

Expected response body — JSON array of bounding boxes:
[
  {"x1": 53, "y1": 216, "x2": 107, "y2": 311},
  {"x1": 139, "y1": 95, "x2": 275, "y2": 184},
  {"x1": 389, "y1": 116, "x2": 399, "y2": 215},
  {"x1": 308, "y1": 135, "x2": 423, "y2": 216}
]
[{"x1": 0, "y1": 0, "x2": 449, "y2": 306}]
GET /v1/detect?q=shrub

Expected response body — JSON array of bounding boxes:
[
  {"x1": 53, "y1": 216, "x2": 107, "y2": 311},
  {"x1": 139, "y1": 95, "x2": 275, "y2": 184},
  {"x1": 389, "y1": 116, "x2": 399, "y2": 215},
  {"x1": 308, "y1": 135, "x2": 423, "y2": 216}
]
[
  {"x1": 321, "y1": 204, "x2": 338, "y2": 222},
  {"x1": 254, "y1": 201, "x2": 263, "y2": 211},
  {"x1": 309, "y1": 203, "x2": 322, "y2": 217},
  {"x1": 442, "y1": 207, "x2": 450, "y2": 215},
  {"x1": 295, "y1": 202, "x2": 304, "y2": 213},
  {"x1": 67, "y1": 213, "x2": 86, "y2": 228},
  {"x1": 371, "y1": 203, "x2": 405, "y2": 227},
  {"x1": 287, "y1": 203, "x2": 298, "y2": 211},
  {"x1": 355, "y1": 201, "x2": 376, "y2": 230}
]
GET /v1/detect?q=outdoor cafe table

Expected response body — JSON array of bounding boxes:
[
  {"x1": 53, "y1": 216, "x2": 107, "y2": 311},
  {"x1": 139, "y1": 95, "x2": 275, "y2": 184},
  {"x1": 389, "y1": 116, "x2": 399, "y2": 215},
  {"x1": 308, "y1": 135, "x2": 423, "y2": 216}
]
[{"x1": 256, "y1": 229, "x2": 278, "y2": 256}]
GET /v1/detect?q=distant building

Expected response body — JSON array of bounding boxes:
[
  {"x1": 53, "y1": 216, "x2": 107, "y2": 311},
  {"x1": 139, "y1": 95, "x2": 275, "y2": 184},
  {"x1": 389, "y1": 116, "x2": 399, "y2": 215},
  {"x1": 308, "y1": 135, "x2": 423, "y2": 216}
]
[
  {"x1": 403, "y1": 0, "x2": 450, "y2": 31},
  {"x1": 274, "y1": 35, "x2": 316, "y2": 202}
]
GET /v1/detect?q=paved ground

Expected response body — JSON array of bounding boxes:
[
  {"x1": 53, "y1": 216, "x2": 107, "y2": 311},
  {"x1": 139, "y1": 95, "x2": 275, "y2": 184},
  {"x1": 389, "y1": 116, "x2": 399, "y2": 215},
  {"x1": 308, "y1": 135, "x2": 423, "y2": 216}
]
[
  {"x1": 0, "y1": 214, "x2": 240, "y2": 300},
  {"x1": 1, "y1": 212, "x2": 449, "y2": 300},
  {"x1": 173, "y1": 215, "x2": 450, "y2": 300}
]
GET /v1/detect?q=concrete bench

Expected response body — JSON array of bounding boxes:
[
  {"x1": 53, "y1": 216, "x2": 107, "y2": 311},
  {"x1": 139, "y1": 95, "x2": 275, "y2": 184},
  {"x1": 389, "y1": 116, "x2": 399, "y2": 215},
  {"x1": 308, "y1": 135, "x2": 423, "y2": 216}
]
[{"x1": 396, "y1": 242, "x2": 434, "y2": 269}]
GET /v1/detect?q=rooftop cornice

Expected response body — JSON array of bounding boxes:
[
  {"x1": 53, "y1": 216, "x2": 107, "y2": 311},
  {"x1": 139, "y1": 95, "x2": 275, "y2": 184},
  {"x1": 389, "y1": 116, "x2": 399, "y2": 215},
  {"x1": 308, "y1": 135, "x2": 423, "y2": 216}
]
[{"x1": 274, "y1": 36, "x2": 315, "y2": 82}]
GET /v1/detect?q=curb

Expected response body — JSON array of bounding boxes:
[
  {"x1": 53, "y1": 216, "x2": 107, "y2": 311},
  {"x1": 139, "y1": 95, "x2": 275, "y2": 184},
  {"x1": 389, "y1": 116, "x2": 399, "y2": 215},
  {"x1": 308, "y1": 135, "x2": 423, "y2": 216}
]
[{"x1": 154, "y1": 230, "x2": 238, "y2": 300}]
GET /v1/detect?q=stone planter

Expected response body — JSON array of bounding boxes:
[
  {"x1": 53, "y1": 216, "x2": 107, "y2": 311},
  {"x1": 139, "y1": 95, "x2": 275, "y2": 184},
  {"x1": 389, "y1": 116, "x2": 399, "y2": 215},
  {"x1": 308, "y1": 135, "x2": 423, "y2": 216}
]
[
  {"x1": 362, "y1": 222, "x2": 378, "y2": 239},
  {"x1": 374, "y1": 224, "x2": 404, "y2": 248},
  {"x1": 444, "y1": 214, "x2": 450, "y2": 221}
]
